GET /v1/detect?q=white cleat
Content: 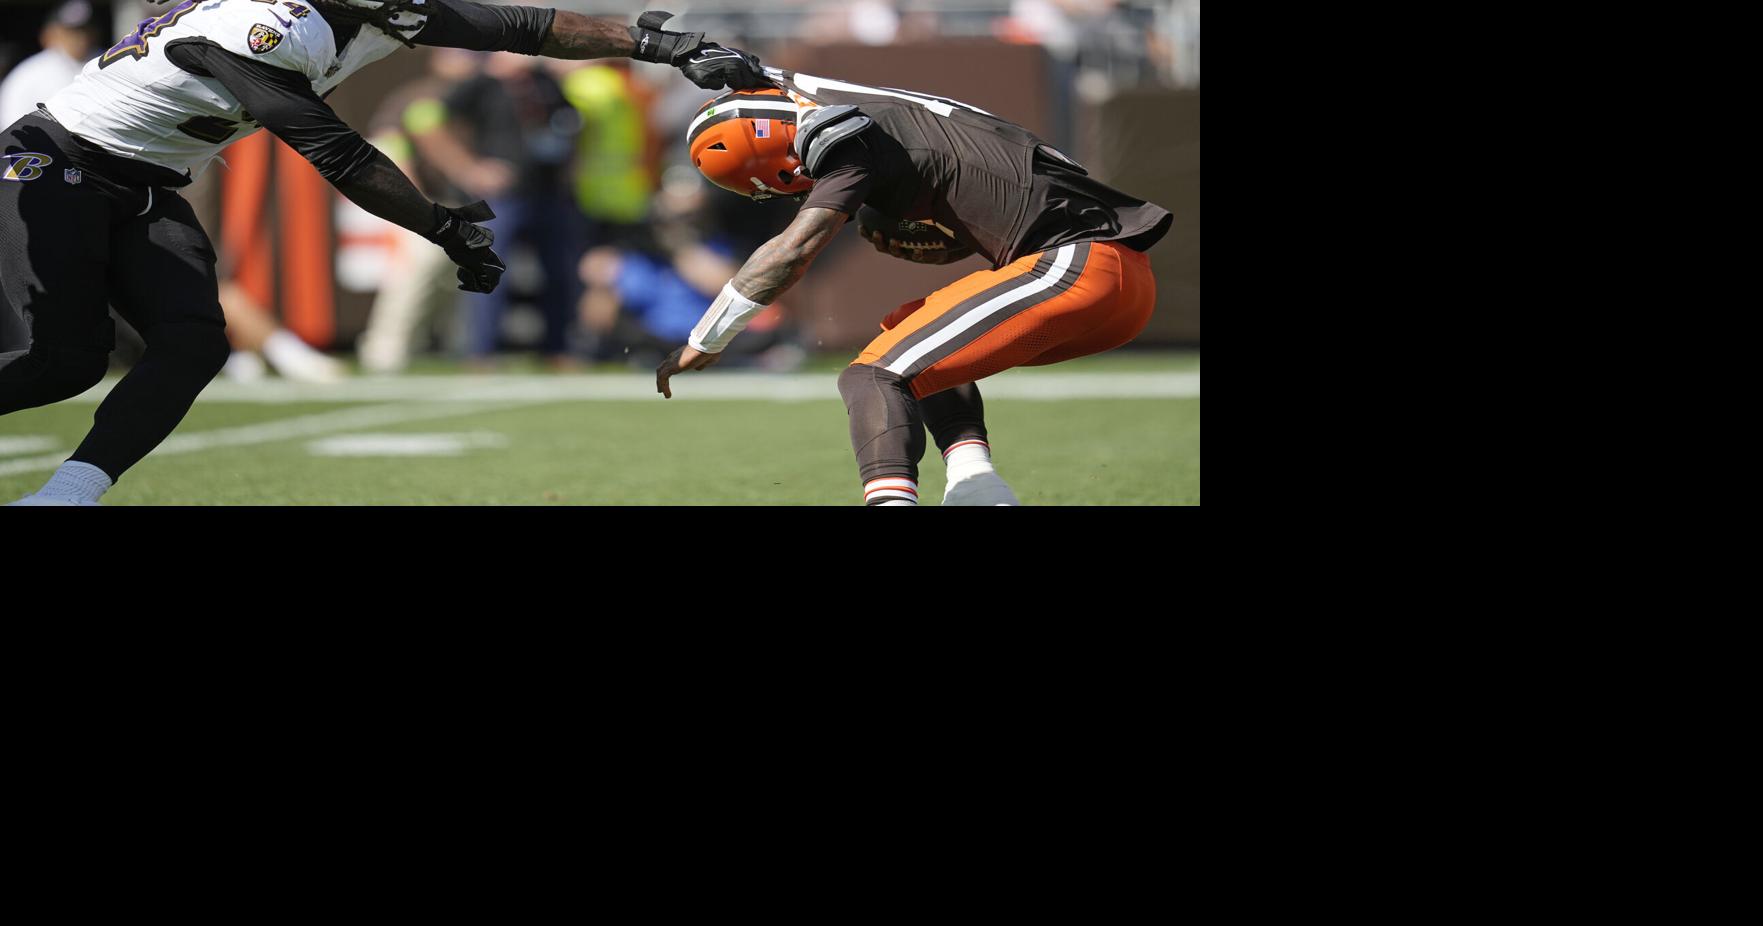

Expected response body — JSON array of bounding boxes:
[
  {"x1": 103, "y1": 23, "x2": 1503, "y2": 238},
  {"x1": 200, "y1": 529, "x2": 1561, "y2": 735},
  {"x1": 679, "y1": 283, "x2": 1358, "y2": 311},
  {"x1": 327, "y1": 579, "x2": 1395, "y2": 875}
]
[
  {"x1": 223, "y1": 350, "x2": 268, "y2": 383},
  {"x1": 942, "y1": 471, "x2": 1021, "y2": 506},
  {"x1": 263, "y1": 331, "x2": 348, "y2": 384},
  {"x1": 8, "y1": 494, "x2": 100, "y2": 506},
  {"x1": 266, "y1": 347, "x2": 347, "y2": 384}
]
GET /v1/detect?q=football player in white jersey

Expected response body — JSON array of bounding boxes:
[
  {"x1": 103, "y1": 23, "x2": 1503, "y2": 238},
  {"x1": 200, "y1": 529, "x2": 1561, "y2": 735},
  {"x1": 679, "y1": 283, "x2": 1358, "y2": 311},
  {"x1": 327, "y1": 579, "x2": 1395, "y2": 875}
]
[{"x1": 2, "y1": 0, "x2": 770, "y2": 505}]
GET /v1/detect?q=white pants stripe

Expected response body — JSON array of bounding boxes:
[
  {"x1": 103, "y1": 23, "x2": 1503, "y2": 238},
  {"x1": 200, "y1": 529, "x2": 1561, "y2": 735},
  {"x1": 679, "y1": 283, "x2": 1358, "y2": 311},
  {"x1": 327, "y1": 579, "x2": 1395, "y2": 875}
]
[{"x1": 882, "y1": 243, "x2": 1077, "y2": 376}]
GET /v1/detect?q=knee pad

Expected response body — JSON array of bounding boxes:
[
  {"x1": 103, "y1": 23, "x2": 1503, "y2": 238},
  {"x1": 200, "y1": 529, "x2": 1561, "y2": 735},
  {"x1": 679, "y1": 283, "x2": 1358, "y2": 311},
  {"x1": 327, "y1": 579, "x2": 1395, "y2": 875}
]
[
  {"x1": 838, "y1": 362, "x2": 887, "y2": 404},
  {"x1": 839, "y1": 363, "x2": 925, "y2": 483}
]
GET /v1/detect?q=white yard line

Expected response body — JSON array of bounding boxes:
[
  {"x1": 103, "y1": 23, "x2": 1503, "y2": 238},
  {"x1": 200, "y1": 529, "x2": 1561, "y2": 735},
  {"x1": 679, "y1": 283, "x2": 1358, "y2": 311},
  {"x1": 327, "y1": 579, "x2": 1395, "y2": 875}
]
[
  {"x1": 51, "y1": 370, "x2": 1200, "y2": 404},
  {"x1": 0, "y1": 400, "x2": 535, "y2": 478},
  {"x1": 0, "y1": 436, "x2": 62, "y2": 457},
  {"x1": 3, "y1": 371, "x2": 1198, "y2": 478}
]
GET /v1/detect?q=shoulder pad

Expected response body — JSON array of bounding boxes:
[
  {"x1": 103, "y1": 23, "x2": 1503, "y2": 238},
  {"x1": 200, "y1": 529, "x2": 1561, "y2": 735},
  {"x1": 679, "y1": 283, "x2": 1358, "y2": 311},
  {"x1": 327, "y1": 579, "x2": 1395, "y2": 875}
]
[{"x1": 795, "y1": 104, "x2": 874, "y2": 178}]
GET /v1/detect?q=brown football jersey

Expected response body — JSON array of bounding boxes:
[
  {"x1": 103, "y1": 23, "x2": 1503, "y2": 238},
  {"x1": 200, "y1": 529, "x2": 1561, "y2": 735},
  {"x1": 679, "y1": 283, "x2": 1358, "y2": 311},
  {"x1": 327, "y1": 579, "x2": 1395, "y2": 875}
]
[{"x1": 777, "y1": 70, "x2": 1172, "y2": 268}]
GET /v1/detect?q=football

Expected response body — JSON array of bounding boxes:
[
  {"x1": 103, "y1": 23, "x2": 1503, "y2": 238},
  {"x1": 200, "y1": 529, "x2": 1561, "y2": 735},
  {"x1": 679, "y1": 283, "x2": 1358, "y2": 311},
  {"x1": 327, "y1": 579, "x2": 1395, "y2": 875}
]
[{"x1": 857, "y1": 205, "x2": 974, "y2": 264}]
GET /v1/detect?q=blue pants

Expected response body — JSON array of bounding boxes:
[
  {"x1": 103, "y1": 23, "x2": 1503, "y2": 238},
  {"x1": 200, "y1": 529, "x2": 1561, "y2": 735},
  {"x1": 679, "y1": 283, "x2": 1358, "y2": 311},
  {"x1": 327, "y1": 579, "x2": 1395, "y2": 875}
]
[{"x1": 463, "y1": 194, "x2": 584, "y2": 358}]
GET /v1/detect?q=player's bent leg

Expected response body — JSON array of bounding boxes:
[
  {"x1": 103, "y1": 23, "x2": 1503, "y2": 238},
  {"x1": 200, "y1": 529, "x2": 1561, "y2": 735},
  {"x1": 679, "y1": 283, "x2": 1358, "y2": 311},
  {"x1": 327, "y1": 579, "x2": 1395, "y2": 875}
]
[
  {"x1": 2, "y1": 117, "x2": 139, "y2": 504},
  {"x1": 68, "y1": 189, "x2": 230, "y2": 485},
  {"x1": 837, "y1": 363, "x2": 925, "y2": 506},
  {"x1": 853, "y1": 243, "x2": 1120, "y2": 505},
  {"x1": 1019, "y1": 243, "x2": 1157, "y2": 367},
  {"x1": 70, "y1": 318, "x2": 228, "y2": 480},
  {"x1": 843, "y1": 242, "x2": 1153, "y2": 505},
  {"x1": 918, "y1": 383, "x2": 1018, "y2": 506},
  {"x1": 920, "y1": 383, "x2": 986, "y2": 454},
  {"x1": 2, "y1": 118, "x2": 118, "y2": 416},
  {"x1": 901, "y1": 242, "x2": 1150, "y2": 397},
  {"x1": 0, "y1": 346, "x2": 110, "y2": 415},
  {"x1": 851, "y1": 247, "x2": 1098, "y2": 506}
]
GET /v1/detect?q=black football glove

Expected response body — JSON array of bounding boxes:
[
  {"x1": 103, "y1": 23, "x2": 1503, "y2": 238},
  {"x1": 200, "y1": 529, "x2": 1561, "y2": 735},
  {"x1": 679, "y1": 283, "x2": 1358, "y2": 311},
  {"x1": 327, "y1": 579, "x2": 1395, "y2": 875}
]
[
  {"x1": 426, "y1": 201, "x2": 505, "y2": 294},
  {"x1": 629, "y1": 10, "x2": 773, "y2": 91},
  {"x1": 680, "y1": 45, "x2": 772, "y2": 91}
]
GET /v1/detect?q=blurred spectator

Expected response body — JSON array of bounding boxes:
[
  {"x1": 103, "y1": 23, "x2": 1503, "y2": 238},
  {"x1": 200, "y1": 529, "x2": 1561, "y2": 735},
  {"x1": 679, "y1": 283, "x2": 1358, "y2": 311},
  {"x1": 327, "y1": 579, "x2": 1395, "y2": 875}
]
[
  {"x1": 1158, "y1": 0, "x2": 1200, "y2": 87},
  {"x1": 219, "y1": 282, "x2": 348, "y2": 384},
  {"x1": 0, "y1": 0, "x2": 97, "y2": 126},
  {"x1": 356, "y1": 48, "x2": 482, "y2": 374},
  {"x1": 802, "y1": 0, "x2": 900, "y2": 46},
  {"x1": 579, "y1": 167, "x2": 802, "y2": 370},
  {"x1": 416, "y1": 51, "x2": 584, "y2": 369},
  {"x1": 556, "y1": 59, "x2": 654, "y2": 236}
]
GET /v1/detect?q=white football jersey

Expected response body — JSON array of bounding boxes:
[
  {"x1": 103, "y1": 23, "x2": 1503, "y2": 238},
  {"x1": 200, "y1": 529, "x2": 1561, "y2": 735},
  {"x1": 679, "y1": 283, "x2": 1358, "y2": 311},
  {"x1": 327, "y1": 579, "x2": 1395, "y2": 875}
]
[{"x1": 44, "y1": 0, "x2": 427, "y2": 180}]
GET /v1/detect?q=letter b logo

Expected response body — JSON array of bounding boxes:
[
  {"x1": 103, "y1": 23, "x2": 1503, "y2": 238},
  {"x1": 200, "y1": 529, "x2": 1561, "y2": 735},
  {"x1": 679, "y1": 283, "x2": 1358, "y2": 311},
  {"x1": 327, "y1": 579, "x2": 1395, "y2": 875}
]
[{"x1": 1, "y1": 153, "x2": 54, "y2": 182}]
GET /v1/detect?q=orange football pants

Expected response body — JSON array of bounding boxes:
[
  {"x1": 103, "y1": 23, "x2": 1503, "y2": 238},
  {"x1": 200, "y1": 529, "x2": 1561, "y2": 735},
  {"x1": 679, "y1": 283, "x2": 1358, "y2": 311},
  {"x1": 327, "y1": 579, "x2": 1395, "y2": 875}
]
[{"x1": 853, "y1": 240, "x2": 1155, "y2": 399}]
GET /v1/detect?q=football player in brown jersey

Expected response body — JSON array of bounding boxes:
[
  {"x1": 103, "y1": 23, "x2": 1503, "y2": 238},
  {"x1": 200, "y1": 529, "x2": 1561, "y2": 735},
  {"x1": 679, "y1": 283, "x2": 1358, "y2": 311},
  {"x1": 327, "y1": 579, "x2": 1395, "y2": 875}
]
[{"x1": 658, "y1": 73, "x2": 1171, "y2": 505}]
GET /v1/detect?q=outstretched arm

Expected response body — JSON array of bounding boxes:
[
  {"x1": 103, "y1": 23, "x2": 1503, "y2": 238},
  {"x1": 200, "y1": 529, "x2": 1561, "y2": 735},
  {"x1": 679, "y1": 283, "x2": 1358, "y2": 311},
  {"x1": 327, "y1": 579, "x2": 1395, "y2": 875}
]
[
  {"x1": 537, "y1": 12, "x2": 635, "y2": 58},
  {"x1": 655, "y1": 207, "x2": 847, "y2": 398},
  {"x1": 165, "y1": 40, "x2": 505, "y2": 293},
  {"x1": 415, "y1": 2, "x2": 771, "y2": 89},
  {"x1": 730, "y1": 207, "x2": 849, "y2": 305}
]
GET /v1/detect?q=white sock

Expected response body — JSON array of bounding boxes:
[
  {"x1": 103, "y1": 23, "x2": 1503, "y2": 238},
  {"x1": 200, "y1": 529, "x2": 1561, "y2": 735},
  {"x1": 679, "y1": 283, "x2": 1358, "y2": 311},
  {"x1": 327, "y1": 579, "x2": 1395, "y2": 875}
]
[
  {"x1": 38, "y1": 461, "x2": 112, "y2": 503},
  {"x1": 223, "y1": 350, "x2": 267, "y2": 382},
  {"x1": 864, "y1": 477, "x2": 919, "y2": 506},
  {"x1": 943, "y1": 439, "x2": 995, "y2": 483}
]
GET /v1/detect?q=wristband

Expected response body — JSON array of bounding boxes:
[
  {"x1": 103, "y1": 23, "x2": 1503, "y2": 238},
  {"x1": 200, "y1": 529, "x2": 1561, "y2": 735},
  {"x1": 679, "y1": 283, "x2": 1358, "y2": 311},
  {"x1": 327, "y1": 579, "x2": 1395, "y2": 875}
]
[{"x1": 688, "y1": 281, "x2": 768, "y2": 353}]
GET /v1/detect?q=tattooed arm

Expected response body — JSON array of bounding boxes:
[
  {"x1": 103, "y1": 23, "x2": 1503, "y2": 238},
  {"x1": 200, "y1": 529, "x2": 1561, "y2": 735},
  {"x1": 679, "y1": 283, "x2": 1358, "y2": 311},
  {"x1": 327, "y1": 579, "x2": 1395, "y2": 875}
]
[
  {"x1": 538, "y1": 11, "x2": 636, "y2": 58},
  {"x1": 731, "y1": 207, "x2": 849, "y2": 305},
  {"x1": 412, "y1": 3, "x2": 666, "y2": 59},
  {"x1": 415, "y1": 3, "x2": 771, "y2": 89},
  {"x1": 655, "y1": 207, "x2": 848, "y2": 398}
]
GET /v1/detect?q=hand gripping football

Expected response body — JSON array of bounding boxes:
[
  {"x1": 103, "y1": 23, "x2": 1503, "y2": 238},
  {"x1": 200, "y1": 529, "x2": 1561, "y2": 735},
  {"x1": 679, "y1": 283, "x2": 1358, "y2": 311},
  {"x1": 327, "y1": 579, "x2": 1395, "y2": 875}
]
[{"x1": 857, "y1": 206, "x2": 974, "y2": 265}]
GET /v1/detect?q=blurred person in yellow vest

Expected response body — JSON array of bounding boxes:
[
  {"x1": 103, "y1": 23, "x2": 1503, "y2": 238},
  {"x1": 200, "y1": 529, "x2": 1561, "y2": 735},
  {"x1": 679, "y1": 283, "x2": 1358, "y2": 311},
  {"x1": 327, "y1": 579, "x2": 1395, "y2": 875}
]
[
  {"x1": 428, "y1": 51, "x2": 583, "y2": 369},
  {"x1": 556, "y1": 58, "x2": 654, "y2": 242}
]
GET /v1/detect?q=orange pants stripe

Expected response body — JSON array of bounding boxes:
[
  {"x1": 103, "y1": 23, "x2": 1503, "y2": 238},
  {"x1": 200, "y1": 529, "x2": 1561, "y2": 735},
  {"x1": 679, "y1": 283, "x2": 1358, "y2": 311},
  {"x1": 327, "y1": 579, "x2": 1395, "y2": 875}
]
[{"x1": 854, "y1": 240, "x2": 1155, "y2": 399}]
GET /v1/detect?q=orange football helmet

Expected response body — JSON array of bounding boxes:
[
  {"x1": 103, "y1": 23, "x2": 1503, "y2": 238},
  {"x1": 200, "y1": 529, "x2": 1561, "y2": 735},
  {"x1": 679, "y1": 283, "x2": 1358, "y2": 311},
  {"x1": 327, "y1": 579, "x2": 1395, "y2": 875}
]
[{"x1": 688, "y1": 88, "x2": 815, "y2": 201}]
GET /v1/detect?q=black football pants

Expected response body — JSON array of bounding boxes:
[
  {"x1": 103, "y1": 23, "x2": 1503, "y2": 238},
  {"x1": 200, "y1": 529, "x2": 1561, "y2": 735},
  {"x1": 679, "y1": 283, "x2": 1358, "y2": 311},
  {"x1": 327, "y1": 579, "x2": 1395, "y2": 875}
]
[{"x1": 1, "y1": 113, "x2": 229, "y2": 482}]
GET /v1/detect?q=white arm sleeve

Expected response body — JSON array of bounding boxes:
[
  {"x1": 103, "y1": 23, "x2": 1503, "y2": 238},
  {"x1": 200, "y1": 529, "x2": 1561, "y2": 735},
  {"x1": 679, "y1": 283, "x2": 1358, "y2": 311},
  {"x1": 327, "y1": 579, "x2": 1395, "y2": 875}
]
[{"x1": 688, "y1": 282, "x2": 769, "y2": 353}]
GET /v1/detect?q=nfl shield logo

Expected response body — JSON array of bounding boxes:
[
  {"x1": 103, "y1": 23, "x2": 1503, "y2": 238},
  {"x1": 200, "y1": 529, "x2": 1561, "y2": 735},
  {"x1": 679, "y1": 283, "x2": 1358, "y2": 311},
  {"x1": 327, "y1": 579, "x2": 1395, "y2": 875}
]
[
  {"x1": 754, "y1": 119, "x2": 771, "y2": 139},
  {"x1": 64, "y1": 168, "x2": 82, "y2": 185}
]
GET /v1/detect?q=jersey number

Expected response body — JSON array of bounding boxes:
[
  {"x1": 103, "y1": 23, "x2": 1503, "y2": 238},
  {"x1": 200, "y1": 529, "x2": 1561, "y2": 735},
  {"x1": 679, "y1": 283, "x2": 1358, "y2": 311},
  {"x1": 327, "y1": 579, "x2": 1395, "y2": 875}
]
[{"x1": 100, "y1": 1, "x2": 311, "y2": 69}]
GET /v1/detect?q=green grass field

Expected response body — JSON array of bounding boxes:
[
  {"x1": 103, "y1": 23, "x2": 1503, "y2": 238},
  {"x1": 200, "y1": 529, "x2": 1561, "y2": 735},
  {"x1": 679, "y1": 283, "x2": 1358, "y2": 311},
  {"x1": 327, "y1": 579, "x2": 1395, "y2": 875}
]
[{"x1": 0, "y1": 353, "x2": 1198, "y2": 505}]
